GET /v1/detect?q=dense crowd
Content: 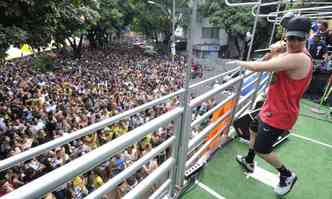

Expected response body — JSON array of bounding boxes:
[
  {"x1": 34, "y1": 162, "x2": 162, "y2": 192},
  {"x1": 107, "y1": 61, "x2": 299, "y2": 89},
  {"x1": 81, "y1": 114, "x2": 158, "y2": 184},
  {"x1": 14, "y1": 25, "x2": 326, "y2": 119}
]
[{"x1": 0, "y1": 47, "x2": 211, "y2": 198}]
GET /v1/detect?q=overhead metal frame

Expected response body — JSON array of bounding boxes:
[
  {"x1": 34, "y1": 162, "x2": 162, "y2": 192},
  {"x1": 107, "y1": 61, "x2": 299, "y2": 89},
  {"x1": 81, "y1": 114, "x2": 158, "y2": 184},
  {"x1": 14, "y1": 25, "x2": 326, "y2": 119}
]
[
  {"x1": 226, "y1": 0, "x2": 332, "y2": 9},
  {"x1": 262, "y1": 5, "x2": 332, "y2": 23},
  {"x1": 252, "y1": 3, "x2": 332, "y2": 18},
  {"x1": 267, "y1": 15, "x2": 332, "y2": 23},
  {"x1": 225, "y1": 0, "x2": 281, "y2": 7}
]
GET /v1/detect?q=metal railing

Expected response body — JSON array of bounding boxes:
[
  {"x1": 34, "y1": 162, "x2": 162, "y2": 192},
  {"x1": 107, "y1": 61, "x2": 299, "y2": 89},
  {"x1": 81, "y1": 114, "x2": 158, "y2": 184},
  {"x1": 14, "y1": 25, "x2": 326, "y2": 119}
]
[
  {"x1": 225, "y1": 0, "x2": 280, "y2": 7},
  {"x1": 1, "y1": 65, "x2": 270, "y2": 199},
  {"x1": 261, "y1": 5, "x2": 332, "y2": 22},
  {"x1": 0, "y1": 89, "x2": 185, "y2": 172},
  {"x1": 2, "y1": 107, "x2": 183, "y2": 199}
]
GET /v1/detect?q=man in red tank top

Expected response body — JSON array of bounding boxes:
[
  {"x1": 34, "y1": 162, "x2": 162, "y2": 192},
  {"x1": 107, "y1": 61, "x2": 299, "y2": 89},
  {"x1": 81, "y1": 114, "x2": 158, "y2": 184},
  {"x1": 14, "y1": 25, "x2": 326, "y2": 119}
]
[{"x1": 234, "y1": 16, "x2": 313, "y2": 196}]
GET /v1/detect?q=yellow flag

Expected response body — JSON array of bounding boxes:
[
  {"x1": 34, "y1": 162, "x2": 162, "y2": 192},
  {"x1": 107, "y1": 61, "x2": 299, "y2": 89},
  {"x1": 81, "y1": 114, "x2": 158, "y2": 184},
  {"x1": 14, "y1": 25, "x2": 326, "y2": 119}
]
[{"x1": 20, "y1": 44, "x2": 32, "y2": 54}]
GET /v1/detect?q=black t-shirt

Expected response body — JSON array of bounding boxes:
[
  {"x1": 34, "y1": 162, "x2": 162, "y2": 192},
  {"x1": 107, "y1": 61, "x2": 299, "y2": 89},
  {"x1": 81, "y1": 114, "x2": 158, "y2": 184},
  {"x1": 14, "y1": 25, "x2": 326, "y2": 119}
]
[
  {"x1": 320, "y1": 31, "x2": 329, "y2": 44},
  {"x1": 309, "y1": 42, "x2": 327, "y2": 59},
  {"x1": 45, "y1": 119, "x2": 57, "y2": 133},
  {"x1": 320, "y1": 30, "x2": 332, "y2": 46}
]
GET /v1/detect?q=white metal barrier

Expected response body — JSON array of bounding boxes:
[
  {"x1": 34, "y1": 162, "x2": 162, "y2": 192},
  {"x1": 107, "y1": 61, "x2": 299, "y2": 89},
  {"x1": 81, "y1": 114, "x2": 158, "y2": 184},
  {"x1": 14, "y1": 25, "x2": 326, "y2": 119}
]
[
  {"x1": 0, "y1": 89, "x2": 185, "y2": 172},
  {"x1": 1, "y1": 66, "x2": 270, "y2": 199}
]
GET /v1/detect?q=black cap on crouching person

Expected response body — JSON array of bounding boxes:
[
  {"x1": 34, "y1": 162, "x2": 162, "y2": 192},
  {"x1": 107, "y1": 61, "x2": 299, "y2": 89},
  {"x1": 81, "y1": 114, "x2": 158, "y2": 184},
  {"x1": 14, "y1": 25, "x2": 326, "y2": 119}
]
[
  {"x1": 285, "y1": 16, "x2": 311, "y2": 40},
  {"x1": 280, "y1": 12, "x2": 295, "y2": 28}
]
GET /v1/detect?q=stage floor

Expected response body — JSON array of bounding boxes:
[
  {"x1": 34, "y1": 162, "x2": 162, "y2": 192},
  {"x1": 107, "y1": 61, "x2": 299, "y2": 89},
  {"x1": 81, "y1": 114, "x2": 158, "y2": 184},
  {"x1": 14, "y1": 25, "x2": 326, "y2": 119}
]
[{"x1": 181, "y1": 100, "x2": 332, "y2": 199}]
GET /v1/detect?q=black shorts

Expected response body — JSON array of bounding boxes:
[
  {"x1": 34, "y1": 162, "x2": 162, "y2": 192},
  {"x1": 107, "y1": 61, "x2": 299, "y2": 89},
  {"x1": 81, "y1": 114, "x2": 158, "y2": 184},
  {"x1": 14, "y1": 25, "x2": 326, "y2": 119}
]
[{"x1": 253, "y1": 119, "x2": 285, "y2": 154}]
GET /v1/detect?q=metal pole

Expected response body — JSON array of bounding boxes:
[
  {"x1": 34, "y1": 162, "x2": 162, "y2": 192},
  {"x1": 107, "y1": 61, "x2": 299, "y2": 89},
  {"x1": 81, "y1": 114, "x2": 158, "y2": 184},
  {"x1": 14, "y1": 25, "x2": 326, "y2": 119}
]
[
  {"x1": 246, "y1": 0, "x2": 263, "y2": 61},
  {"x1": 174, "y1": 0, "x2": 197, "y2": 191},
  {"x1": 147, "y1": 0, "x2": 175, "y2": 61},
  {"x1": 269, "y1": 2, "x2": 281, "y2": 46},
  {"x1": 248, "y1": 0, "x2": 265, "y2": 109},
  {"x1": 172, "y1": 0, "x2": 176, "y2": 63},
  {"x1": 257, "y1": 2, "x2": 281, "y2": 110},
  {"x1": 169, "y1": 115, "x2": 181, "y2": 197}
]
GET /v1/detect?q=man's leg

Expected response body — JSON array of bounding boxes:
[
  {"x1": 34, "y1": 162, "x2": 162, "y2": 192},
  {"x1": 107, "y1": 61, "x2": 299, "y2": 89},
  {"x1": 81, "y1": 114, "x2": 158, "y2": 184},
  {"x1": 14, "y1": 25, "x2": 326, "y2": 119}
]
[
  {"x1": 236, "y1": 128, "x2": 257, "y2": 173},
  {"x1": 257, "y1": 151, "x2": 282, "y2": 169},
  {"x1": 248, "y1": 129, "x2": 256, "y2": 149},
  {"x1": 257, "y1": 151, "x2": 294, "y2": 180},
  {"x1": 254, "y1": 121, "x2": 297, "y2": 196},
  {"x1": 245, "y1": 129, "x2": 256, "y2": 163}
]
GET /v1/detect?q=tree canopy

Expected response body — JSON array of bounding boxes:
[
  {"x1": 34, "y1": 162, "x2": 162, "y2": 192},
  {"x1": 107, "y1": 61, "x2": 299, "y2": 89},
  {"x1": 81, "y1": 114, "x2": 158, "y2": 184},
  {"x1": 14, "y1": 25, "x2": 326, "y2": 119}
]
[
  {"x1": 0, "y1": 0, "x2": 192, "y2": 61},
  {"x1": 0, "y1": 0, "x2": 136, "y2": 60},
  {"x1": 131, "y1": 0, "x2": 190, "y2": 53},
  {"x1": 201, "y1": 0, "x2": 278, "y2": 59}
]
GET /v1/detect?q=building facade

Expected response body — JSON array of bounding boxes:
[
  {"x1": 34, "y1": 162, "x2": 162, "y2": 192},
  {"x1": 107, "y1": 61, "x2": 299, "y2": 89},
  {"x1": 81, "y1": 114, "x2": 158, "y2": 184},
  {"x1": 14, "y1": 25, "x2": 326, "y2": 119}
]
[{"x1": 191, "y1": 16, "x2": 228, "y2": 60}]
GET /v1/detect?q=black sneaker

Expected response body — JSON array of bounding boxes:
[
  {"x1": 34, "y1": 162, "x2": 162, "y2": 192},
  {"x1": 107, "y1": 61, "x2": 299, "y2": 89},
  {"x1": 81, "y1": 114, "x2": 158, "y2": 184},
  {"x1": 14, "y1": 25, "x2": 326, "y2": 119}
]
[
  {"x1": 236, "y1": 155, "x2": 255, "y2": 173},
  {"x1": 274, "y1": 172, "x2": 298, "y2": 196}
]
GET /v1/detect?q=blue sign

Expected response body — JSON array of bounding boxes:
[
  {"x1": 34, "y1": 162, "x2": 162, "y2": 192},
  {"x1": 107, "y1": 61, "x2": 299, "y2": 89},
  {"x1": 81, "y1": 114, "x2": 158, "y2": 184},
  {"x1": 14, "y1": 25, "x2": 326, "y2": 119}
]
[{"x1": 241, "y1": 72, "x2": 269, "y2": 96}]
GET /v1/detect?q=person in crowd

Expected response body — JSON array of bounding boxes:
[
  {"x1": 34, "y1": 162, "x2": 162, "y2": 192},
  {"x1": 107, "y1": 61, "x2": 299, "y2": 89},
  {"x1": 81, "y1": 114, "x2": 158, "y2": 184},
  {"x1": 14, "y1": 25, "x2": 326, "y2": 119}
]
[
  {"x1": 0, "y1": 172, "x2": 15, "y2": 196},
  {"x1": 318, "y1": 21, "x2": 329, "y2": 43},
  {"x1": 309, "y1": 33, "x2": 328, "y2": 60}
]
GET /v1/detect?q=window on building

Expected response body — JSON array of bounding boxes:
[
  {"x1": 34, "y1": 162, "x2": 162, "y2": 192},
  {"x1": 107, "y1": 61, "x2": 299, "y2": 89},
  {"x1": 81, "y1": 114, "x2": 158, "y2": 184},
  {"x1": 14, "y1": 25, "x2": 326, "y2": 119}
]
[{"x1": 202, "y1": 27, "x2": 219, "y2": 39}]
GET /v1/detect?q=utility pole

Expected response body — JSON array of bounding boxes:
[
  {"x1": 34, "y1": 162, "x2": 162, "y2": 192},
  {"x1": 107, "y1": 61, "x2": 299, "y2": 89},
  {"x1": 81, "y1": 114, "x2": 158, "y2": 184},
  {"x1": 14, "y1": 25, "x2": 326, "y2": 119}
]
[
  {"x1": 148, "y1": 0, "x2": 176, "y2": 63},
  {"x1": 171, "y1": 0, "x2": 176, "y2": 63}
]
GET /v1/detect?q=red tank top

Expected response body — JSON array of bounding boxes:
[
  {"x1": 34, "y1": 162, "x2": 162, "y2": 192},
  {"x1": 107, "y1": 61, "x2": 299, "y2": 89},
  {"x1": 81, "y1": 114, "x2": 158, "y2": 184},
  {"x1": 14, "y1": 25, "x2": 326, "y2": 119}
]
[{"x1": 259, "y1": 50, "x2": 313, "y2": 130}]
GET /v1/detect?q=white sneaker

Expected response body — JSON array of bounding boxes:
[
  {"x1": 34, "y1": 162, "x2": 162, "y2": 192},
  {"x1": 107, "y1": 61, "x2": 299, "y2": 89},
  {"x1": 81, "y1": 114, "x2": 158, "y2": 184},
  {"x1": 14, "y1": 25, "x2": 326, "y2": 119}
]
[
  {"x1": 274, "y1": 172, "x2": 298, "y2": 196},
  {"x1": 235, "y1": 154, "x2": 255, "y2": 173}
]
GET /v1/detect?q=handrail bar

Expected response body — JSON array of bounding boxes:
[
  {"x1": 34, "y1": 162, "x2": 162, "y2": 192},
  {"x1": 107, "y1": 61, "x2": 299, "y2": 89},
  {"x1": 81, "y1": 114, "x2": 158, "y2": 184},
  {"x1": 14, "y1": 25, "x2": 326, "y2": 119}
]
[
  {"x1": 122, "y1": 158, "x2": 175, "y2": 199},
  {"x1": 238, "y1": 88, "x2": 256, "y2": 107},
  {"x1": 241, "y1": 76, "x2": 258, "y2": 92},
  {"x1": 267, "y1": 14, "x2": 332, "y2": 23},
  {"x1": 235, "y1": 100, "x2": 253, "y2": 119},
  {"x1": 0, "y1": 89, "x2": 185, "y2": 172},
  {"x1": 191, "y1": 93, "x2": 237, "y2": 128},
  {"x1": 266, "y1": 5, "x2": 332, "y2": 18},
  {"x1": 302, "y1": 12, "x2": 332, "y2": 17},
  {"x1": 149, "y1": 179, "x2": 172, "y2": 199},
  {"x1": 244, "y1": 71, "x2": 255, "y2": 78},
  {"x1": 189, "y1": 67, "x2": 240, "y2": 89},
  {"x1": 186, "y1": 124, "x2": 228, "y2": 169},
  {"x1": 84, "y1": 136, "x2": 176, "y2": 199},
  {"x1": 188, "y1": 109, "x2": 233, "y2": 153},
  {"x1": 252, "y1": 4, "x2": 332, "y2": 18},
  {"x1": 1, "y1": 108, "x2": 183, "y2": 199},
  {"x1": 190, "y1": 75, "x2": 242, "y2": 108},
  {"x1": 260, "y1": 76, "x2": 269, "y2": 86},
  {"x1": 225, "y1": 0, "x2": 280, "y2": 7},
  {"x1": 226, "y1": 0, "x2": 332, "y2": 8},
  {"x1": 255, "y1": 48, "x2": 271, "y2": 53}
]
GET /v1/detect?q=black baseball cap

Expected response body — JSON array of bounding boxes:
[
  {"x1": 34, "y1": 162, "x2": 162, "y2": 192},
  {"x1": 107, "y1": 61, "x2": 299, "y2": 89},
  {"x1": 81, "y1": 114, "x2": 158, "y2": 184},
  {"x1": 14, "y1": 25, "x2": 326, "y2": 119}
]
[
  {"x1": 280, "y1": 12, "x2": 295, "y2": 28},
  {"x1": 285, "y1": 16, "x2": 311, "y2": 39}
]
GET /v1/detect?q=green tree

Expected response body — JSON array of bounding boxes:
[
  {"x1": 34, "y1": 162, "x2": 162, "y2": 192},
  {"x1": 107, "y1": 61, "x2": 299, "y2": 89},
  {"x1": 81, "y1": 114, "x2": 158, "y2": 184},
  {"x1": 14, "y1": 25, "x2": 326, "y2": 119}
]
[
  {"x1": 0, "y1": 25, "x2": 26, "y2": 64},
  {"x1": 87, "y1": 0, "x2": 136, "y2": 49},
  {"x1": 0, "y1": 0, "x2": 52, "y2": 61},
  {"x1": 202, "y1": 0, "x2": 278, "y2": 59},
  {"x1": 131, "y1": 0, "x2": 190, "y2": 52},
  {"x1": 53, "y1": 0, "x2": 100, "y2": 58},
  {"x1": 0, "y1": 0, "x2": 100, "y2": 61}
]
